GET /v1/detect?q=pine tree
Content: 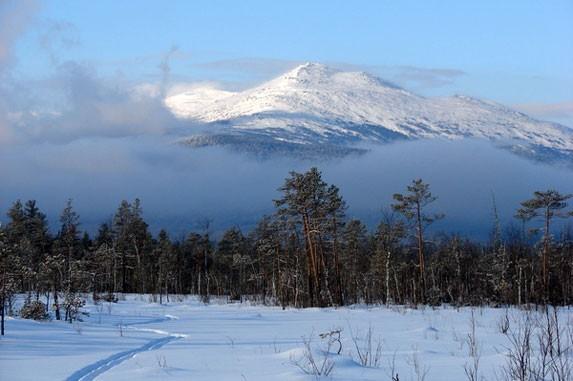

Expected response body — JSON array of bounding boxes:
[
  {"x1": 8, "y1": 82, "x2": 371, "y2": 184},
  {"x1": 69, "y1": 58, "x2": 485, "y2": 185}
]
[
  {"x1": 6, "y1": 200, "x2": 51, "y2": 296},
  {"x1": 0, "y1": 229, "x2": 20, "y2": 335},
  {"x1": 5, "y1": 200, "x2": 26, "y2": 244},
  {"x1": 92, "y1": 223, "x2": 117, "y2": 296},
  {"x1": 23, "y1": 200, "x2": 50, "y2": 255},
  {"x1": 155, "y1": 230, "x2": 175, "y2": 304},
  {"x1": 274, "y1": 168, "x2": 346, "y2": 307},
  {"x1": 216, "y1": 227, "x2": 249, "y2": 300},
  {"x1": 341, "y1": 219, "x2": 368, "y2": 304},
  {"x1": 112, "y1": 199, "x2": 152, "y2": 293},
  {"x1": 392, "y1": 179, "x2": 443, "y2": 303},
  {"x1": 249, "y1": 216, "x2": 283, "y2": 304},
  {"x1": 57, "y1": 199, "x2": 81, "y2": 292},
  {"x1": 516, "y1": 190, "x2": 572, "y2": 300}
]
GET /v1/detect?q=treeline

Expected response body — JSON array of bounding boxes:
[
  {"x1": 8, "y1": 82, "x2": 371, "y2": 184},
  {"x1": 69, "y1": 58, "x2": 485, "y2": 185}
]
[{"x1": 1, "y1": 168, "x2": 573, "y2": 324}]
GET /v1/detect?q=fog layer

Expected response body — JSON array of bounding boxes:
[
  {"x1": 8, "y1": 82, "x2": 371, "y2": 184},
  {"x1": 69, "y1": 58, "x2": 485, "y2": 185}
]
[{"x1": 1, "y1": 138, "x2": 571, "y2": 240}]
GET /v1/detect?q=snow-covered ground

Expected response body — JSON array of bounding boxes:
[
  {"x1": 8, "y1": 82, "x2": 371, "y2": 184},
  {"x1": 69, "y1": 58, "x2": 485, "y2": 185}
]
[{"x1": 1, "y1": 296, "x2": 571, "y2": 380}]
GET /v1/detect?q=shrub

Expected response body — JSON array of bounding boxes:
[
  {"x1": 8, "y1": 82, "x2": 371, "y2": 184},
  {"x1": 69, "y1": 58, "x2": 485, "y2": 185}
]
[
  {"x1": 290, "y1": 335, "x2": 336, "y2": 378},
  {"x1": 20, "y1": 300, "x2": 50, "y2": 321},
  {"x1": 64, "y1": 294, "x2": 88, "y2": 323}
]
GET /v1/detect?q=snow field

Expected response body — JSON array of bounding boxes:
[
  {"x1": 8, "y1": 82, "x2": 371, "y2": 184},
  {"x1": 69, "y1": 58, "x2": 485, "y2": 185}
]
[{"x1": 1, "y1": 295, "x2": 571, "y2": 380}]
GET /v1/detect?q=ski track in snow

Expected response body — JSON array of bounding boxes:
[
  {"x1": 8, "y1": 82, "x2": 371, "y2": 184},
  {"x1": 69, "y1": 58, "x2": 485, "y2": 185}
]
[{"x1": 65, "y1": 315, "x2": 183, "y2": 381}]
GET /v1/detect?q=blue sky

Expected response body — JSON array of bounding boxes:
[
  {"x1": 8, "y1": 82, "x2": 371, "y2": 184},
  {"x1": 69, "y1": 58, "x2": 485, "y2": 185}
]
[{"x1": 5, "y1": 0, "x2": 573, "y2": 125}]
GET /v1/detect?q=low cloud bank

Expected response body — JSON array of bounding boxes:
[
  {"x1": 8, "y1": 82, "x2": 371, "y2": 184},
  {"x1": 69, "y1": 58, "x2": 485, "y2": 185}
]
[{"x1": 1, "y1": 138, "x2": 571, "y2": 240}]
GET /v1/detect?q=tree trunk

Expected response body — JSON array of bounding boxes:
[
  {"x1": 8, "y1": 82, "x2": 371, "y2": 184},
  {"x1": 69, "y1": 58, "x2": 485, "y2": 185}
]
[
  {"x1": 385, "y1": 250, "x2": 391, "y2": 305},
  {"x1": 542, "y1": 206, "x2": 550, "y2": 301},
  {"x1": 302, "y1": 214, "x2": 318, "y2": 306},
  {"x1": 416, "y1": 202, "x2": 426, "y2": 303},
  {"x1": 1, "y1": 294, "x2": 5, "y2": 336},
  {"x1": 121, "y1": 251, "x2": 127, "y2": 293},
  {"x1": 53, "y1": 283, "x2": 61, "y2": 321},
  {"x1": 332, "y1": 217, "x2": 343, "y2": 306}
]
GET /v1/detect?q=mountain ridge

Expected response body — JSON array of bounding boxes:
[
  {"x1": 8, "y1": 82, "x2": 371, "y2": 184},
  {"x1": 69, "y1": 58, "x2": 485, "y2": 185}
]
[{"x1": 165, "y1": 62, "x2": 573, "y2": 163}]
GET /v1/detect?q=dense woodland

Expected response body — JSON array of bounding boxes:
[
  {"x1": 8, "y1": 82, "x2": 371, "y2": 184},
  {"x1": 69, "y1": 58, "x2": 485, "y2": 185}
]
[{"x1": 1, "y1": 168, "x2": 573, "y2": 331}]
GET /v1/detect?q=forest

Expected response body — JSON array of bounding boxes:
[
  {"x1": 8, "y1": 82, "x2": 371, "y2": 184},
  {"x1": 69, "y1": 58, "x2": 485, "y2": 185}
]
[{"x1": 1, "y1": 167, "x2": 572, "y2": 331}]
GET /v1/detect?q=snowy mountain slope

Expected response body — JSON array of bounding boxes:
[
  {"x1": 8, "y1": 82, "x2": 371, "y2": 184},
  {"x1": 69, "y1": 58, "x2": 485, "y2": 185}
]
[{"x1": 165, "y1": 63, "x2": 573, "y2": 162}]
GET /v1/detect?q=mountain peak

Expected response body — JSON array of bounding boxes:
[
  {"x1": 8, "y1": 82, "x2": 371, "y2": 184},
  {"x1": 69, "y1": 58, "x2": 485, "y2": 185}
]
[
  {"x1": 275, "y1": 62, "x2": 398, "y2": 90},
  {"x1": 278, "y1": 62, "x2": 335, "y2": 84},
  {"x1": 295, "y1": 62, "x2": 328, "y2": 71}
]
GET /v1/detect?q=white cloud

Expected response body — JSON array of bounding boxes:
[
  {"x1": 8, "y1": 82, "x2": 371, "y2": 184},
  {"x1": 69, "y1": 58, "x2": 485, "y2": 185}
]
[
  {"x1": 0, "y1": 0, "x2": 39, "y2": 68},
  {"x1": 1, "y1": 60, "x2": 190, "y2": 145}
]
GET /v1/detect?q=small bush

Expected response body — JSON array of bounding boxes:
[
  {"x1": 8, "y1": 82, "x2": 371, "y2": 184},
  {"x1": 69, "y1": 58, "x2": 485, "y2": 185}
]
[
  {"x1": 63, "y1": 294, "x2": 88, "y2": 323},
  {"x1": 349, "y1": 324, "x2": 383, "y2": 368},
  {"x1": 290, "y1": 335, "x2": 336, "y2": 378},
  {"x1": 20, "y1": 300, "x2": 50, "y2": 321}
]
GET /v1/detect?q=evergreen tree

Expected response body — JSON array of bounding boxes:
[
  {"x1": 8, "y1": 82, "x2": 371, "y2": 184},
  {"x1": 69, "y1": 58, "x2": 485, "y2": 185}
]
[
  {"x1": 5, "y1": 200, "x2": 26, "y2": 244},
  {"x1": 23, "y1": 200, "x2": 51, "y2": 255},
  {"x1": 249, "y1": 216, "x2": 282, "y2": 304},
  {"x1": 216, "y1": 227, "x2": 249, "y2": 300},
  {"x1": 0, "y1": 229, "x2": 21, "y2": 335},
  {"x1": 56, "y1": 199, "x2": 81, "y2": 292},
  {"x1": 6, "y1": 200, "x2": 51, "y2": 295},
  {"x1": 341, "y1": 219, "x2": 368, "y2": 304},
  {"x1": 112, "y1": 199, "x2": 152, "y2": 293},
  {"x1": 155, "y1": 230, "x2": 175, "y2": 304},
  {"x1": 274, "y1": 167, "x2": 346, "y2": 307},
  {"x1": 516, "y1": 190, "x2": 572, "y2": 300},
  {"x1": 392, "y1": 179, "x2": 443, "y2": 303}
]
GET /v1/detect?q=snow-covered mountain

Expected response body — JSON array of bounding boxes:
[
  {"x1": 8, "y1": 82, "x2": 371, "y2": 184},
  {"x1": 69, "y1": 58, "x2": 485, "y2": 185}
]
[{"x1": 165, "y1": 63, "x2": 573, "y2": 162}]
